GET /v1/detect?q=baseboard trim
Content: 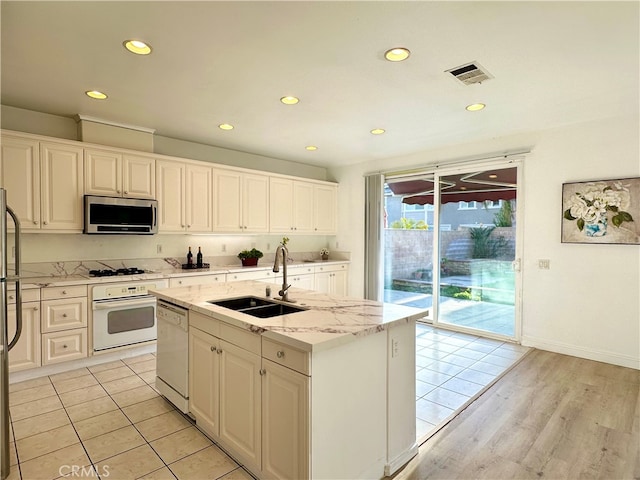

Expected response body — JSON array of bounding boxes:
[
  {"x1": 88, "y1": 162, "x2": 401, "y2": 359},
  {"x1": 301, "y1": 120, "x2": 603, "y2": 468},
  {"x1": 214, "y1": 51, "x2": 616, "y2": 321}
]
[
  {"x1": 385, "y1": 443, "x2": 419, "y2": 476},
  {"x1": 522, "y1": 335, "x2": 639, "y2": 370}
]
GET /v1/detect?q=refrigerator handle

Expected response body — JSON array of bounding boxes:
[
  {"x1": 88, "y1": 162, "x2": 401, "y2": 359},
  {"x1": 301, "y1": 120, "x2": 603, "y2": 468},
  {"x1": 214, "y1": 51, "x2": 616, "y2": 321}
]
[{"x1": 6, "y1": 205, "x2": 22, "y2": 351}]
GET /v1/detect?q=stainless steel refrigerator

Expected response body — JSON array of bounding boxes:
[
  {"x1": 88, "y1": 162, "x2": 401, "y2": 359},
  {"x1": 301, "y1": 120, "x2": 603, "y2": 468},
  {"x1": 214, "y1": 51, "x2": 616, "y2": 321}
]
[{"x1": 1, "y1": 188, "x2": 22, "y2": 480}]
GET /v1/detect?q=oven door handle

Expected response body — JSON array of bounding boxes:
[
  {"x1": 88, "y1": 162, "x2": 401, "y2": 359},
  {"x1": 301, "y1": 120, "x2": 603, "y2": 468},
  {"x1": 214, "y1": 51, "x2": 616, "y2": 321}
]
[{"x1": 93, "y1": 297, "x2": 157, "y2": 310}]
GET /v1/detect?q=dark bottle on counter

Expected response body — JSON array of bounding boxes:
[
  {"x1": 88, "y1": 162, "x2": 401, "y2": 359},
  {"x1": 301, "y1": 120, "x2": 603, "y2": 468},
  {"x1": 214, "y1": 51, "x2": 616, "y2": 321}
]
[
  {"x1": 187, "y1": 247, "x2": 193, "y2": 266},
  {"x1": 196, "y1": 247, "x2": 203, "y2": 267}
]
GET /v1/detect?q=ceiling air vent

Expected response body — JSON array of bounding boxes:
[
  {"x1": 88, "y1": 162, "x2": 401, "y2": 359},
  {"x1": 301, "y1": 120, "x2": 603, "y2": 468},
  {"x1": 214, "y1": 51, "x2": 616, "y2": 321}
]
[{"x1": 446, "y1": 61, "x2": 493, "y2": 86}]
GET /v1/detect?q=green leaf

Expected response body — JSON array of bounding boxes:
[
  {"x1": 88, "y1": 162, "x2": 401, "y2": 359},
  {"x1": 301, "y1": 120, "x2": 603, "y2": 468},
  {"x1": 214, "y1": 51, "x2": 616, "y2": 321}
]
[
  {"x1": 564, "y1": 209, "x2": 577, "y2": 221},
  {"x1": 577, "y1": 218, "x2": 585, "y2": 231},
  {"x1": 612, "y1": 214, "x2": 623, "y2": 227},
  {"x1": 619, "y1": 211, "x2": 634, "y2": 222},
  {"x1": 607, "y1": 205, "x2": 619, "y2": 213}
]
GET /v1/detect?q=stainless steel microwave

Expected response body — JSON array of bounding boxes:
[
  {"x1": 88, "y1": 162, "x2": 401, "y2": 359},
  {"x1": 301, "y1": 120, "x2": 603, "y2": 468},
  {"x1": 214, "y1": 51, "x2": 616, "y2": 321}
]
[{"x1": 84, "y1": 195, "x2": 158, "y2": 234}]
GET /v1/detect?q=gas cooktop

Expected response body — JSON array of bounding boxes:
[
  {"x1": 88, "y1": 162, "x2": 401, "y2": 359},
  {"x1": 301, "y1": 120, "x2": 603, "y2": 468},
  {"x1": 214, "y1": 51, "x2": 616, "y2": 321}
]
[{"x1": 89, "y1": 267, "x2": 147, "y2": 277}]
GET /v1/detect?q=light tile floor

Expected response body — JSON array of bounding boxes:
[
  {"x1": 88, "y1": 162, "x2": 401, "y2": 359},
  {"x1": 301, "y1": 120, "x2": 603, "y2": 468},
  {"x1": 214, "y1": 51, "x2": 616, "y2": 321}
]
[
  {"x1": 414, "y1": 322, "x2": 530, "y2": 442},
  {"x1": 7, "y1": 325, "x2": 529, "y2": 480},
  {"x1": 7, "y1": 354, "x2": 253, "y2": 480}
]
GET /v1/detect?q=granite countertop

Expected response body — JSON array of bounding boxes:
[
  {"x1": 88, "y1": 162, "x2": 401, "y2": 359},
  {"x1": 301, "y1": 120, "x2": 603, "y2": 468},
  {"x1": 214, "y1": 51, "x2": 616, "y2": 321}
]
[
  {"x1": 150, "y1": 280, "x2": 428, "y2": 352},
  {"x1": 8, "y1": 257, "x2": 349, "y2": 289}
]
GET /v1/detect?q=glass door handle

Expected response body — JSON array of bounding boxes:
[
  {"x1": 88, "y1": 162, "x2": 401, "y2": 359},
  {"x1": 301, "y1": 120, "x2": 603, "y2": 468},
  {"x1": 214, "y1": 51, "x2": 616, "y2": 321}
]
[{"x1": 511, "y1": 259, "x2": 521, "y2": 272}]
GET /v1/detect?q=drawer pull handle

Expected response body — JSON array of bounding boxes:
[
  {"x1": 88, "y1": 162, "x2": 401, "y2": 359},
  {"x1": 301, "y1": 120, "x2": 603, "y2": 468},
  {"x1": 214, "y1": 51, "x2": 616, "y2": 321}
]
[{"x1": 276, "y1": 350, "x2": 285, "y2": 358}]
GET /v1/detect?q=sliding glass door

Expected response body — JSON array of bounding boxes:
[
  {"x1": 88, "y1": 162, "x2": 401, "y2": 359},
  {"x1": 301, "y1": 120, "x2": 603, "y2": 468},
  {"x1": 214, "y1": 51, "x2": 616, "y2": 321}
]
[{"x1": 383, "y1": 160, "x2": 521, "y2": 340}]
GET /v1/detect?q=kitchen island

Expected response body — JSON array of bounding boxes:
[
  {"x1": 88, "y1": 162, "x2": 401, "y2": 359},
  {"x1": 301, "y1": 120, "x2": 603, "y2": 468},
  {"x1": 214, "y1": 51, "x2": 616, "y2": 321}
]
[{"x1": 151, "y1": 280, "x2": 428, "y2": 480}]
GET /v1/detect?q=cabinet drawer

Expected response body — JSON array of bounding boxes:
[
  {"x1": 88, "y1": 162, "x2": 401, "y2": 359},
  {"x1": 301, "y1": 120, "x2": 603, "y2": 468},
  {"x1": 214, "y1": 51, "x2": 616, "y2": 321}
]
[
  {"x1": 287, "y1": 265, "x2": 314, "y2": 276},
  {"x1": 190, "y1": 311, "x2": 220, "y2": 338},
  {"x1": 7, "y1": 288, "x2": 40, "y2": 304},
  {"x1": 219, "y1": 322, "x2": 261, "y2": 355},
  {"x1": 42, "y1": 328, "x2": 88, "y2": 365},
  {"x1": 41, "y1": 284, "x2": 87, "y2": 300},
  {"x1": 314, "y1": 263, "x2": 347, "y2": 274},
  {"x1": 170, "y1": 274, "x2": 225, "y2": 287},
  {"x1": 227, "y1": 269, "x2": 280, "y2": 282},
  {"x1": 262, "y1": 338, "x2": 310, "y2": 375},
  {"x1": 41, "y1": 297, "x2": 87, "y2": 333}
]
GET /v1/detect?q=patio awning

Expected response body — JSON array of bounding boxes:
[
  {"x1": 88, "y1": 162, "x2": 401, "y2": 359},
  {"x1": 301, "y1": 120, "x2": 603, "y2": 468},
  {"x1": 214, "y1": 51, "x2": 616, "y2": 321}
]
[{"x1": 387, "y1": 168, "x2": 517, "y2": 205}]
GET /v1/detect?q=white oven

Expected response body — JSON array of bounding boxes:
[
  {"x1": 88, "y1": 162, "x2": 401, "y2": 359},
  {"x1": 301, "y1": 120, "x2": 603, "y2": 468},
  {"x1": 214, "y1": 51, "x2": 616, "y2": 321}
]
[{"x1": 92, "y1": 279, "x2": 169, "y2": 351}]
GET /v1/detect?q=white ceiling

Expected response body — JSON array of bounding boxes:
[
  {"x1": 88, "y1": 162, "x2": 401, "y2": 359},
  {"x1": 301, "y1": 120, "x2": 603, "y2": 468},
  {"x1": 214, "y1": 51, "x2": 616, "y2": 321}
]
[{"x1": 1, "y1": 1, "x2": 638, "y2": 168}]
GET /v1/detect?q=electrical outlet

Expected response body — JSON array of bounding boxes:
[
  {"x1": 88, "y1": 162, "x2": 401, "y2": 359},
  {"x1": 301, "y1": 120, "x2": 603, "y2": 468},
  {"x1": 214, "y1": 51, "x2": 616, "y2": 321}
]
[
  {"x1": 156, "y1": 244, "x2": 163, "y2": 254},
  {"x1": 221, "y1": 244, "x2": 226, "y2": 253},
  {"x1": 538, "y1": 259, "x2": 550, "y2": 269}
]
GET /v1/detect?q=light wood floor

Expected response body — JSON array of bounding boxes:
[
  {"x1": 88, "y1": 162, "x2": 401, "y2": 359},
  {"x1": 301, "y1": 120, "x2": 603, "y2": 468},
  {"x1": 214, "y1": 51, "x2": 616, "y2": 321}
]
[{"x1": 394, "y1": 349, "x2": 640, "y2": 480}]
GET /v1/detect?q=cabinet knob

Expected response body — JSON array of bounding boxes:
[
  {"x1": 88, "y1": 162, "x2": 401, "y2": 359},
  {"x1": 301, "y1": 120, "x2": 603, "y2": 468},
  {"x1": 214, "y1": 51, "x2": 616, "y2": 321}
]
[
  {"x1": 124, "y1": 191, "x2": 128, "y2": 195},
  {"x1": 259, "y1": 368, "x2": 266, "y2": 376},
  {"x1": 34, "y1": 307, "x2": 39, "y2": 311},
  {"x1": 62, "y1": 290, "x2": 67, "y2": 295},
  {"x1": 117, "y1": 190, "x2": 121, "y2": 194},
  {"x1": 44, "y1": 221, "x2": 48, "y2": 225},
  {"x1": 33, "y1": 221, "x2": 38, "y2": 225},
  {"x1": 8, "y1": 295, "x2": 14, "y2": 300},
  {"x1": 276, "y1": 350, "x2": 285, "y2": 358},
  {"x1": 210, "y1": 346, "x2": 217, "y2": 352},
  {"x1": 62, "y1": 313, "x2": 68, "y2": 318},
  {"x1": 187, "y1": 225, "x2": 191, "y2": 228},
  {"x1": 63, "y1": 344, "x2": 68, "y2": 349}
]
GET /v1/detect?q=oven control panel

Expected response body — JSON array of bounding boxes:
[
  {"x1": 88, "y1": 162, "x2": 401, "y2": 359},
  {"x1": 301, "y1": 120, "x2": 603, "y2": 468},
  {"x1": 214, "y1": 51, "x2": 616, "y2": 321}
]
[{"x1": 92, "y1": 280, "x2": 170, "y2": 301}]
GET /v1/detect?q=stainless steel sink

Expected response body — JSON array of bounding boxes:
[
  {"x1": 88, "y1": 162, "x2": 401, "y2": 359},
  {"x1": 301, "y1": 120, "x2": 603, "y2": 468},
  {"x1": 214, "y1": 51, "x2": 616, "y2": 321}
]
[{"x1": 208, "y1": 296, "x2": 307, "y2": 318}]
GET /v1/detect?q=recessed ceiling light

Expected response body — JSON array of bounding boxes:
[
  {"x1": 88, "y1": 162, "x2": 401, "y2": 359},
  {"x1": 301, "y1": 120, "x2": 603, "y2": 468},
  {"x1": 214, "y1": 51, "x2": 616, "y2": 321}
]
[
  {"x1": 85, "y1": 90, "x2": 107, "y2": 100},
  {"x1": 123, "y1": 39, "x2": 152, "y2": 55},
  {"x1": 305, "y1": 146, "x2": 318, "y2": 151},
  {"x1": 384, "y1": 47, "x2": 410, "y2": 62},
  {"x1": 218, "y1": 124, "x2": 234, "y2": 130},
  {"x1": 488, "y1": 174, "x2": 498, "y2": 179},
  {"x1": 370, "y1": 128, "x2": 386, "y2": 135},
  {"x1": 466, "y1": 103, "x2": 486, "y2": 112},
  {"x1": 280, "y1": 96, "x2": 299, "y2": 105}
]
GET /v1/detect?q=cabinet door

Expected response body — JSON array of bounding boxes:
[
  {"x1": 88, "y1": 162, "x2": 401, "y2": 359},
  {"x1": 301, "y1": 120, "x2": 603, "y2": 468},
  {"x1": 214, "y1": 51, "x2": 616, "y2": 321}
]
[
  {"x1": 313, "y1": 184, "x2": 337, "y2": 234},
  {"x1": 185, "y1": 164, "x2": 213, "y2": 232},
  {"x1": 157, "y1": 160, "x2": 186, "y2": 232},
  {"x1": 219, "y1": 340, "x2": 261, "y2": 470},
  {"x1": 332, "y1": 268, "x2": 349, "y2": 296},
  {"x1": 84, "y1": 148, "x2": 122, "y2": 196},
  {"x1": 213, "y1": 169, "x2": 242, "y2": 232},
  {"x1": 314, "y1": 271, "x2": 331, "y2": 294},
  {"x1": 189, "y1": 327, "x2": 220, "y2": 438},
  {"x1": 7, "y1": 302, "x2": 41, "y2": 372},
  {"x1": 40, "y1": 142, "x2": 84, "y2": 231},
  {"x1": 0, "y1": 135, "x2": 41, "y2": 230},
  {"x1": 243, "y1": 173, "x2": 269, "y2": 233},
  {"x1": 293, "y1": 181, "x2": 314, "y2": 233},
  {"x1": 262, "y1": 359, "x2": 309, "y2": 480},
  {"x1": 123, "y1": 154, "x2": 155, "y2": 199},
  {"x1": 290, "y1": 274, "x2": 315, "y2": 291},
  {"x1": 269, "y1": 177, "x2": 293, "y2": 233}
]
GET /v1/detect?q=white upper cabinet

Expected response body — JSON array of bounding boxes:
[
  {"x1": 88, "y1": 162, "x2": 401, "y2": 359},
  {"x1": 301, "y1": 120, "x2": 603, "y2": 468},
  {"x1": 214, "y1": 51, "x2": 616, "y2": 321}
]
[
  {"x1": 269, "y1": 178, "x2": 314, "y2": 234},
  {"x1": 0, "y1": 135, "x2": 41, "y2": 230},
  {"x1": 85, "y1": 148, "x2": 155, "y2": 199},
  {"x1": 213, "y1": 169, "x2": 269, "y2": 233},
  {"x1": 39, "y1": 142, "x2": 84, "y2": 231},
  {"x1": 313, "y1": 183, "x2": 337, "y2": 234},
  {"x1": 157, "y1": 159, "x2": 212, "y2": 233}
]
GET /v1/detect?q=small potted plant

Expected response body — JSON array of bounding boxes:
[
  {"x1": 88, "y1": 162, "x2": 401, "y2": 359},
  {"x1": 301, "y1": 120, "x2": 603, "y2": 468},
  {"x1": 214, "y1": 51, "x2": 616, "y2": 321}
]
[
  {"x1": 237, "y1": 248, "x2": 263, "y2": 267},
  {"x1": 320, "y1": 247, "x2": 330, "y2": 261}
]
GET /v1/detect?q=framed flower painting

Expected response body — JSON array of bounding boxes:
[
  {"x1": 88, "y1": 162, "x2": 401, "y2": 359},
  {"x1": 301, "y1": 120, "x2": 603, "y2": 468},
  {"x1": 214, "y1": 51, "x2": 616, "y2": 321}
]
[{"x1": 562, "y1": 177, "x2": 640, "y2": 244}]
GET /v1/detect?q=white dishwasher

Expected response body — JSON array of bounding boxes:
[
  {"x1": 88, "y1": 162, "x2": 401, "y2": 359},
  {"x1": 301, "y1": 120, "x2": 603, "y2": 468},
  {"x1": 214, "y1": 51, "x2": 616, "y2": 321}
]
[{"x1": 156, "y1": 300, "x2": 189, "y2": 413}]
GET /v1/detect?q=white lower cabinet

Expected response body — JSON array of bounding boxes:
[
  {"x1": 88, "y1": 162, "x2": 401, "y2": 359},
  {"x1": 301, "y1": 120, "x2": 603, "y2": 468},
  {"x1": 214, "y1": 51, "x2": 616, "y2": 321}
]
[
  {"x1": 7, "y1": 298, "x2": 41, "y2": 372},
  {"x1": 314, "y1": 263, "x2": 348, "y2": 295},
  {"x1": 170, "y1": 274, "x2": 225, "y2": 288},
  {"x1": 261, "y1": 358, "x2": 309, "y2": 480},
  {"x1": 219, "y1": 340, "x2": 262, "y2": 472},
  {"x1": 189, "y1": 325, "x2": 220, "y2": 438}
]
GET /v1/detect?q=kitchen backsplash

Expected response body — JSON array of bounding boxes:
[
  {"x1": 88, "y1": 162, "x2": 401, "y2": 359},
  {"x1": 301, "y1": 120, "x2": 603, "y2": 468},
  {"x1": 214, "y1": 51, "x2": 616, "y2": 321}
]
[{"x1": 11, "y1": 233, "x2": 340, "y2": 264}]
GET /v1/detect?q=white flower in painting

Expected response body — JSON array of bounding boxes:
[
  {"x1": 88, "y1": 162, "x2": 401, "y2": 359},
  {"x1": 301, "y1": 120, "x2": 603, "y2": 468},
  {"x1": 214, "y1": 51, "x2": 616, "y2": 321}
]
[{"x1": 564, "y1": 181, "x2": 635, "y2": 231}]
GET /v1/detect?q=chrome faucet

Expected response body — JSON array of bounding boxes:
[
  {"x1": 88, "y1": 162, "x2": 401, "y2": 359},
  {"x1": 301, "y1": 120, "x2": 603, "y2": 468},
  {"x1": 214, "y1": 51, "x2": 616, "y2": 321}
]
[{"x1": 273, "y1": 244, "x2": 293, "y2": 302}]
